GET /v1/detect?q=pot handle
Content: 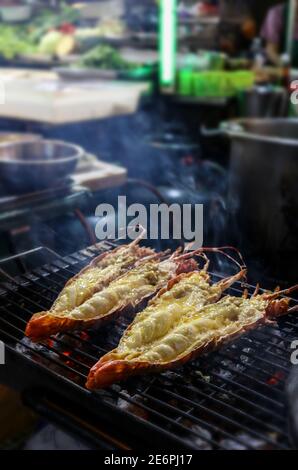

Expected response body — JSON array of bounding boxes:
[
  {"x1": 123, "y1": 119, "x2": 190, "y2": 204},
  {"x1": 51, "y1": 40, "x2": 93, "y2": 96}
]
[
  {"x1": 200, "y1": 125, "x2": 225, "y2": 138},
  {"x1": 201, "y1": 122, "x2": 244, "y2": 138}
]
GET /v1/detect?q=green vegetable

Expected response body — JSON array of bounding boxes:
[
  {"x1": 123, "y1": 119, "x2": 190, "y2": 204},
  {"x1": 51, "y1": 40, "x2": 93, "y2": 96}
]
[
  {"x1": 0, "y1": 25, "x2": 35, "y2": 59},
  {"x1": 0, "y1": 4, "x2": 79, "y2": 60},
  {"x1": 28, "y1": 4, "x2": 79, "y2": 43},
  {"x1": 77, "y1": 45, "x2": 136, "y2": 71}
]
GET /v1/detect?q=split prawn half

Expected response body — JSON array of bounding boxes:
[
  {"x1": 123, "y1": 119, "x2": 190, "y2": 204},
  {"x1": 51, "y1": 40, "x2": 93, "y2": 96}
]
[
  {"x1": 25, "y1": 229, "x2": 155, "y2": 341},
  {"x1": 86, "y1": 275, "x2": 298, "y2": 390}
]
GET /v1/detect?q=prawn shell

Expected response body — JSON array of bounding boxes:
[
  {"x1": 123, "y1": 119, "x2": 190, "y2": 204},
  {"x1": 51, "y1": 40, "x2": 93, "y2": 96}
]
[
  {"x1": 25, "y1": 245, "x2": 154, "y2": 342},
  {"x1": 86, "y1": 317, "x2": 270, "y2": 389},
  {"x1": 25, "y1": 285, "x2": 161, "y2": 342},
  {"x1": 86, "y1": 297, "x2": 290, "y2": 390},
  {"x1": 50, "y1": 245, "x2": 154, "y2": 312}
]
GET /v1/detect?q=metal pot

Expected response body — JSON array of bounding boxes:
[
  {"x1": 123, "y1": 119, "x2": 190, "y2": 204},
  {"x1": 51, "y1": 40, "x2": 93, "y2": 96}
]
[
  {"x1": 0, "y1": 140, "x2": 84, "y2": 195},
  {"x1": 221, "y1": 118, "x2": 298, "y2": 266},
  {"x1": 0, "y1": 132, "x2": 41, "y2": 144},
  {"x1": 239, "y1": 86, "x2": 289, "y2": 118}
]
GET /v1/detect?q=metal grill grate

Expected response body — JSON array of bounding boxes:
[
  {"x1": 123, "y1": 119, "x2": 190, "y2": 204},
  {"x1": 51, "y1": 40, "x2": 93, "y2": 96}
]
[{"x1": 0, "y1": 244, "x2": 297, "y2": 450}]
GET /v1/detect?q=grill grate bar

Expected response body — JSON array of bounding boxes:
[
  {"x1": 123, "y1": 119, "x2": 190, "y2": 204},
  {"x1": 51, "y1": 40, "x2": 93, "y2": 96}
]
[
  {"x1": 96, "y1": 388, "x2": 225, "y2": 450},
  {"x1": 211, "y1": 353, "x2": 285, "y2": 402},
  {"x1": 142, "y1": 387, "x2": 286, "y2": 449},
  {"x1": 40, "y1": 269, "x2": 73, "y2": 282},
  {"x1": 212, "y1": 369, "x2": 284, "y2": 409},
  {"x1": 0, "y1": 296, "x2": 42, "y2": 320},
  {"x1": 284, "y1": 320, "x2": 298, "y2": 331},
  {"x1": 30, "y1": 271, "x2": 65, "y2": 289},
  {"x1": 152, "y1": 377, "x2": 287, "y2": 437},
  {"x1": 217, "y1": 351, "x2": 286, "y2": 391},
  {"x1": 44, "y1": 336, "x2": 100, "y2": 363},
  {"x1": 0, "y1": 309, "x2": 95, "y2": 372},
  {"x1": 136, "y1": 389, "x2": 257, "y2": 450},
  {"x1": 174, "y1": 371, "x2": 286, "y2": 422},
  {"x1": 22, "y1": 275, "x2": 60, "y2": 296},
  {"x1": 0, "y1": 324, "x2": 87, "y2": 381},
  {"x1": 219, "y1": 347, "x2": 289, "y2": 373},
  {"x1": 147, "y1": 385, "x2": 288, "y2": 448},
  {"x1": 1, "y1": 282, "x2": 53, "y2": 311},
  {"x1": 250, "y1": 330, "x2": 291, "y2": 354},
  {"x1": 51, "y1": 262, "x2": 88, "y2": 277},
  {"x1": 0, "y1": 305, "x2": 104, "y2": 368},
  {"x1": 66, "y1": 332, "x2": 109, "y2": 355},
  {"x1": 240, "y1": 334, "x2": 291, "y2": 361}
]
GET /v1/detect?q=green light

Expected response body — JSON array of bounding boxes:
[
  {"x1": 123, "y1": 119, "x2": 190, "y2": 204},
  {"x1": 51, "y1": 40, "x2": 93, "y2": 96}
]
[{"x1": 159, "y1": 0, "x2": 177, "y2": 87}]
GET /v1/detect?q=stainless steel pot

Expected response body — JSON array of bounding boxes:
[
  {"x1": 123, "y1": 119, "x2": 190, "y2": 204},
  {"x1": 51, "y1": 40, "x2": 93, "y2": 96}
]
[
  {"x1": 222, "y1": 118, "x2": 298, "y2": 260},
  {"x1": 0, "y1": 140, "x2": 84, "y2": 194},
  {"x1": 239, "y1": 87, "x2": 289, "y2": 118},
  {"x1": 0, "y1": 132, "x2": 41, "y2": 144}
]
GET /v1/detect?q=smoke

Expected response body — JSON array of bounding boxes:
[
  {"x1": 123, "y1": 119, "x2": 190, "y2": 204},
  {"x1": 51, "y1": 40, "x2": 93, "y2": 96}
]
[
  {"x1": 0, "y1": 102, "x2": 236, "y2": 276},
  {"x1": 43, "y1": 104, "x2": 168, "y2": 184},
  {"x1": 43, "y1": 106, "x2": 233, "y2": 256}
]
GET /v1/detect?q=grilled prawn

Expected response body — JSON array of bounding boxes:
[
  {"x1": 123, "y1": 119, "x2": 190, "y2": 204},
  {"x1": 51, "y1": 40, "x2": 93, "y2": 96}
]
[
  {"x1": 86, "y1": 267, "x2": 248, "y2": 389},
  {"x1": 86, "y1": 282, "x2": 298, "y2": 389},
  {"x1": 25, "y1": 236, "x2": 155, "y2": 341},
  {"x1": 25, "y1": 248, "x2": 201, "y2": 342}
]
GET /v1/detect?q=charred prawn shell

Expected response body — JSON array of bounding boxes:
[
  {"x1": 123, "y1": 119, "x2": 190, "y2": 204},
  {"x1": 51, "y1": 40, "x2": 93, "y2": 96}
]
[{"x1": 86, "y1": 277, "x2": 297, "y2": 390}]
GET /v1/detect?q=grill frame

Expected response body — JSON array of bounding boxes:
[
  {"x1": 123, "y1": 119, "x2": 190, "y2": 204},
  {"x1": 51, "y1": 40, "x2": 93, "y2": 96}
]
[{"x1": 0, "y1": 243, "x2": 297, "y2": 450}]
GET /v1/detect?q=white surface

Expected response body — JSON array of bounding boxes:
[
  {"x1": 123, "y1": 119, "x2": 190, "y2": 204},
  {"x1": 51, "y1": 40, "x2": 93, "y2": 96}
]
[
  {"x1": 74, "y1": 0, "x2": 124, "y2": 19},
  {"x1": 0, "y1": 5, "x2": 32, "y2": 22},
  {"x1": 72, "y1": 154, "x2": 127, "y2": 191},
  {"x1": 0, "y1": 69, "x2": 148, "y2": 124}
]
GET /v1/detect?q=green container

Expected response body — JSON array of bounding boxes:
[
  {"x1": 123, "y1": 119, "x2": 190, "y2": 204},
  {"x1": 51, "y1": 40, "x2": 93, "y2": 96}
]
[
  {"x1": 209, "y1": 52, "x2": 226, "y2": 71},
  {"x1": 192, "y1": 71, "x2": 233, "y2": 98},
  {"x1": 120, "y1": 65, "x2": 155, "y2": 81},
  {"x1": 177, "y1": 68, "x2": 193, "y2": 96},
  {"x1": 177, "y1": 69, "x2": 254, "y2": 98},
  {"x1": 192, "y1": 71, "x2": 206, "y2": 97},
  {"x1": 229, "y1": 71, "x2": 255, "y2": 91}
]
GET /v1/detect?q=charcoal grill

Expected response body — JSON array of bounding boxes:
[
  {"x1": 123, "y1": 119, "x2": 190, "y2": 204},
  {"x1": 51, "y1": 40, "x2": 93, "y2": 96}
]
[{"x1": 0, "y1": 243, "x2": 297, "y2": 450}]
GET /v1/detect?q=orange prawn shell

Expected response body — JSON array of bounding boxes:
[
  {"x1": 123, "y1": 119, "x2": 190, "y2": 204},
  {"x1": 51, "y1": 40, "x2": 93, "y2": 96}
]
[
  {"x1": 25, "y1": 244, "x2": 155, "y2": 342},
  {"x1": 86, "y1": 295, "x2": 291, "y2": 390},
  {"x1": 86, "y1": 316, "x2": 265, "y2": 390},
  {"x1": 25, "y1": 287, "x2": 155, "y2": 343}
]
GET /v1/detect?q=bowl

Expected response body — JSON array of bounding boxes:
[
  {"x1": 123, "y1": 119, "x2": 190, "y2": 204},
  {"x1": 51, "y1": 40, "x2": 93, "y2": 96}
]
[{"x1": 0, "y1": 139, "x2": 84, "y2": 194}]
